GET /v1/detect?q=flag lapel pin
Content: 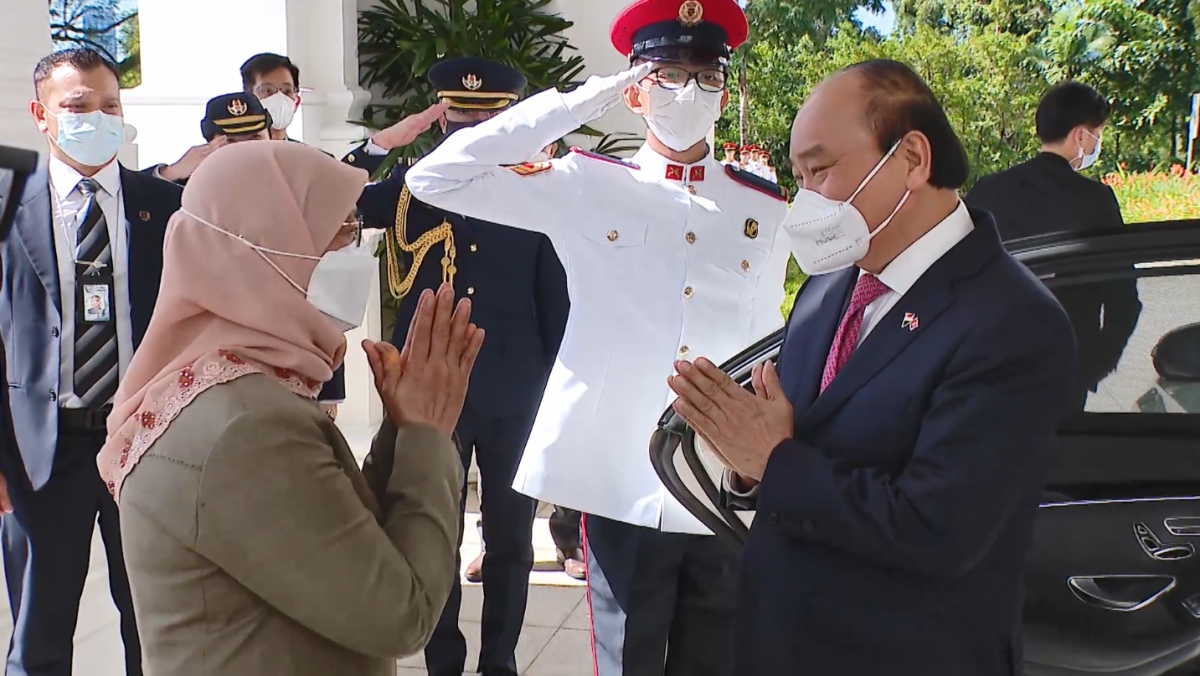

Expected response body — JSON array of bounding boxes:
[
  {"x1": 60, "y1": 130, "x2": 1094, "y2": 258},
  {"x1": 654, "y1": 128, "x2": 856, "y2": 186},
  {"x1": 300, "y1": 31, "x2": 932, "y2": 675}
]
[{"x1": 902, "y1": 312, "x2": 919, "y2": 331}]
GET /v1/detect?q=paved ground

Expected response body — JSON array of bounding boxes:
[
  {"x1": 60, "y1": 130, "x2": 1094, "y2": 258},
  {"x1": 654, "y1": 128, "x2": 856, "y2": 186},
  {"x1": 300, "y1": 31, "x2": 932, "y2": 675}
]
[{"x1": 0, "y1": 424, "x2": 594, "y2": 676}]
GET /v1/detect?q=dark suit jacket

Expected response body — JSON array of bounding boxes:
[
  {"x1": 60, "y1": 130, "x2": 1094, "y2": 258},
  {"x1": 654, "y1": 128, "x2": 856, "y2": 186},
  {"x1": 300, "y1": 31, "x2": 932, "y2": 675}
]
[
  {"x1": 964, "y1": 152, "x2": 1124, "y2": 240},
  {"x1": 359, "y1": 164, "x2": 569, "y2": 419},
  {"x1": 1, "y1": 161, "x2": 182, "y2": 489},
  {"x1": 965, "y1": 153, "x2": 1140, "y2": 409},
  {"x1": 733, "y1": 212, "x2": 1077, "y2": 676}
]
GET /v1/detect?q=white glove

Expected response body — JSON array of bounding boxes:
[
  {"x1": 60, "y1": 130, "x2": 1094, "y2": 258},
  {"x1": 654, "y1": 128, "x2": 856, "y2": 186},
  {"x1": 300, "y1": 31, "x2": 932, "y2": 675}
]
[{"x1": 562, "y1": 62, "x2": 656, "y2": 125}]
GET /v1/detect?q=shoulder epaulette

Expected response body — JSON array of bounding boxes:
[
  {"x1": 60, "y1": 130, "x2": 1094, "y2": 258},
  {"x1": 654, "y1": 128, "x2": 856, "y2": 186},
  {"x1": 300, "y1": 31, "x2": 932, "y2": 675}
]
[
  {"x1": 725, "y1": 164, "x2": 788, "y2": 202},
  {"x1": 568, "y1": 147, "x2": 640, "y2": 171},
  {"x1": 507, "y1": 161, "x2": 553, "y2": 176}
]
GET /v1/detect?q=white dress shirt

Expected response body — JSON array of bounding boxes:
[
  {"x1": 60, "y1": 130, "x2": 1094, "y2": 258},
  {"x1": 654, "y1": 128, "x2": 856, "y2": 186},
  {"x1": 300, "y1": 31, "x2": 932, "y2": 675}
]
[
  {"x1": 48, "y1": 157, "x2": 132, "y2": 409},
  {"x1": 724, "y1": 199, "x2": 975, "y2": 497},
  {"x1": 405, "y1": 88, "x2": 791, "y2": 534}
]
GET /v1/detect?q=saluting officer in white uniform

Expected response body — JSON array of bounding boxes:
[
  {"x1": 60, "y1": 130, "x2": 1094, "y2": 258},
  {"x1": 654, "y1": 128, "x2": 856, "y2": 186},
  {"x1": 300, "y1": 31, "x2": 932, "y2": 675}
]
[{"x1": 406, "y1": 1, "x2": 789, "y2": 674}]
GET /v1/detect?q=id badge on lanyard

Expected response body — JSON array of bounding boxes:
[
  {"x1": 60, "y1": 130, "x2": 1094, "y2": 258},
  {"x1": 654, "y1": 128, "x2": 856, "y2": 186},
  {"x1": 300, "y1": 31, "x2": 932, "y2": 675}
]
[{"x1": 77, "y1": 264, "x2": 115, "y2": 327}]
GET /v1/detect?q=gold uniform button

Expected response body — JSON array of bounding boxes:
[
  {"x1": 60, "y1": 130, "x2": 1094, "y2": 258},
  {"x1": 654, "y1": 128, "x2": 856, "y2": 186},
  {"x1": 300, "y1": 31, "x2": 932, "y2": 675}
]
[
  {"x1": 679, "y1": 345, "x2": 690, "y2": 355},
  {"x1": 347, "y1": 154, "x2": 356, "y2": 163},
  {"x1": 685, "y1": 232, "x2": 696, "y2": 244},
  {"x1": 741, "y1": 260, "x2": 750, "y2": 271},
  {"x1": 607, "y1": 230, "x2": 619, "y2": 242},
  {"x1": 470, "y1": 244, "x2": 478, "y2": 252},
  {"x1": 683, "y1": 286, "x2": 693, "y2": 298},
  {"x1": 686, "y1": 185, "x2": 697, "y2": 195},
  {"x1": 467, "y1": 287, "x2": 475, "y2": 295}
]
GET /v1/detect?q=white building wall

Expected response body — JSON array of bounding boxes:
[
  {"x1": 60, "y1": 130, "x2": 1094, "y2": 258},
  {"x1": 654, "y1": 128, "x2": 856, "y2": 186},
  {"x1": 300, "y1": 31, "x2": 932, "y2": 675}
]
[{"x1": 0, "y1": 0, "x2": 53, "y2": 152}]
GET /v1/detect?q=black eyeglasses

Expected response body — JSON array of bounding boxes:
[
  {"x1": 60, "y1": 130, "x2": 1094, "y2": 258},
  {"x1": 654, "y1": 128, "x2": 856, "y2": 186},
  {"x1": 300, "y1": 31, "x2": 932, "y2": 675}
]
[{"x1": 646, "y1": 65, "x2": 727, "y2": 93}]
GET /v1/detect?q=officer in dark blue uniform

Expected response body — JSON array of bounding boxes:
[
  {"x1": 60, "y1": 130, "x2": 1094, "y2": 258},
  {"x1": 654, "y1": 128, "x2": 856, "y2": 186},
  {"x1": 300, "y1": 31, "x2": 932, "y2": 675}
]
[{"x1": 358, "y1": 57, "x2": 570, "y2": 676}]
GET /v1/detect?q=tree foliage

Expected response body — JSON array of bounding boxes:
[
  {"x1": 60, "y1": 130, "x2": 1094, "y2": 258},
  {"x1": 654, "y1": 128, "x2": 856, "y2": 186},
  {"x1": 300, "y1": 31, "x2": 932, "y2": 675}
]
[
  {"x1": 357, "y1": 0, "x2": 585, "y2": 163},
  {"x1": 718, "y1": 24, "x2": 1048, "y2": 194},
  {"x1": 734, "y1": 0, "x2": 1200, "y2": 188}
]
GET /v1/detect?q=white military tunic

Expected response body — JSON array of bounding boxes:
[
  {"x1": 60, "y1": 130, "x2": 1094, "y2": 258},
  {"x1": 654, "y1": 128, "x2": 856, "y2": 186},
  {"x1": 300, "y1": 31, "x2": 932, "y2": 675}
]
[{"x1": 406, "y1": 87, "x2": 790, "y2": 534}]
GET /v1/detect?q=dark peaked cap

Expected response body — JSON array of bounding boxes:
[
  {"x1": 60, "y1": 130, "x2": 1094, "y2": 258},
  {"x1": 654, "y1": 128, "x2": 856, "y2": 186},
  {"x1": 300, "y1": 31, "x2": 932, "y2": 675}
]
[{"x1": 427, "y1": 57, "x2": 528, "y2": 111}]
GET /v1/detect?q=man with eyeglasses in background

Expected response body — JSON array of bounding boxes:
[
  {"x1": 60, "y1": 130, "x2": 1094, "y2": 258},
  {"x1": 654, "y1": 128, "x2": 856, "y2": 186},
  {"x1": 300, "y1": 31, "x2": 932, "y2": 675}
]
[{"x1": 402, "y1": 1, "x2": 791, "y2": 673}]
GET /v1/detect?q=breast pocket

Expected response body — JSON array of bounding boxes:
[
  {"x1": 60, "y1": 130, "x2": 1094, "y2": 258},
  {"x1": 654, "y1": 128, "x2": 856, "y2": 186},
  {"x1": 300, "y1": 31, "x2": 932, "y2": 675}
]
[
  {"x1": 719, "y1": 233, "x2": 773, "y2": 280},
  {"x1": 579, "y1": 222, "x2": 650, "y2": 249}
]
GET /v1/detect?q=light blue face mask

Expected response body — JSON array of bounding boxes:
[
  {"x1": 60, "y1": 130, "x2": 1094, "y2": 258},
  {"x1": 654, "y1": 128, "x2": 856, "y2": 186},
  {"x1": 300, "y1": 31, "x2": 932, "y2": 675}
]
[{"x1": 46, "y1": 109, "x2": 125, "y2": 167}]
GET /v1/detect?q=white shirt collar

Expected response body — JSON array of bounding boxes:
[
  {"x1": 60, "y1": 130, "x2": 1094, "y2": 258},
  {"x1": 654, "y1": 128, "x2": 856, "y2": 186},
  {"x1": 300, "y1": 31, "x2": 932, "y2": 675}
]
[
  {"x1": 631, "y1": 144, "x2": 717, "y2": 183},
  {"x1": 48, "y1": 155, "x2": 121, "y2": 201},
  {"x1": 868, "y1": 199, "x2": 975, "y2": 295}
]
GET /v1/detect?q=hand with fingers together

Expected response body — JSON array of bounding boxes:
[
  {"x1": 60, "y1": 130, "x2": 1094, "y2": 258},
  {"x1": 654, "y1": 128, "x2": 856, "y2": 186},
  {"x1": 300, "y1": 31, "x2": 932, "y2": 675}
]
[
  {"x1": 370, "y1": 101, "x2": 454, "y2": 151},
  {"x1": 363, "y1": 283, "x2": 485, "y2": 437},
  {"x1": 668, "y1": 357, "x2": 794, "y2": 484}
]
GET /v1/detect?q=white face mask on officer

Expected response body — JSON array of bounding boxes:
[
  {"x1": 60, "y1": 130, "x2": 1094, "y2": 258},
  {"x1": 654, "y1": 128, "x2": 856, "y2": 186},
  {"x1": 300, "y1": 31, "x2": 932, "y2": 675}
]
[
  {"x1": 182, "y1": 209, "x2": 376, "y2": 332},
  {"x1": 637, "y1": 80, "x2": 723, "y2": 153},
  {"x1": 783, "y1": 139, "x2": 911, "y2": 276},
  {"x1": 261, "y1": 92, "x2": 297, "y2": 131}
]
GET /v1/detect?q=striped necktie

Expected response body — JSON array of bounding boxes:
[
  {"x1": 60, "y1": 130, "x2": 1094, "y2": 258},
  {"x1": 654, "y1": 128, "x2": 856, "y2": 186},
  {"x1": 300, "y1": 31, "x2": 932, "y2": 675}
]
[{"x1": 73, "y1": 178, "x2": 119, "y2": 408}]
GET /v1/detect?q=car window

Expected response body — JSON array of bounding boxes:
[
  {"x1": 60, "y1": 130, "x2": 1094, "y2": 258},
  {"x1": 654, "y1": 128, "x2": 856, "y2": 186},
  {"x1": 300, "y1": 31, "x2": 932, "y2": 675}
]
[{"x1": 1050, "y1": 258, "x2": 1200, "y2": 414}]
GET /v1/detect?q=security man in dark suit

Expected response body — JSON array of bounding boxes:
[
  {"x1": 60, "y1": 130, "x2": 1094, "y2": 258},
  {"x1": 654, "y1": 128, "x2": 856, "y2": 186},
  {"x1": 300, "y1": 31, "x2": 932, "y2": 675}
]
[
  {"x1": 145, "y1": 93, "x2": 348, "y2": 410},
  {"x1": 357, "y1": 57, "x2": 570, "y2": 676},
  {"x1": 1, "y1": 48, "x2": 185, "y2": 676},
  {"x1": 966, "y1": 81, "x2": 1141, "y2": 409}
]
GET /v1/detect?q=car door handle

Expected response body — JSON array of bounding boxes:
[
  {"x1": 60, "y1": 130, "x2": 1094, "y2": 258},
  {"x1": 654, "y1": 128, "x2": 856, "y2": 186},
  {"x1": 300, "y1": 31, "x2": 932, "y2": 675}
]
[
  {"x1": 1165, "y1": 517, "x2": 1200, "y2": 537},
  {"x1": 1135, "y1": 523, "x2": 1195, "y2": 561},
  {"x1": 1068, "y1": 575, "x2": 1177, "y2": 612}
]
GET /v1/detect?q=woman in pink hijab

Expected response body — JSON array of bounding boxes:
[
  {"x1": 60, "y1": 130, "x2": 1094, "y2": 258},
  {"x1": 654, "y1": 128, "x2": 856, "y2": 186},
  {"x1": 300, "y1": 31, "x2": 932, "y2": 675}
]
[{"x1": 100, "y1": 141, "x2": 483, "y2": 676}]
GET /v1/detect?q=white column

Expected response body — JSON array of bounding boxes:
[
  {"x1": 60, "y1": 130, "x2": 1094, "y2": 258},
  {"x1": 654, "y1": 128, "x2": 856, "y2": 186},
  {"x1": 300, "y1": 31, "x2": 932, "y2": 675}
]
[
  {"x1": 0, "y1": 0, "x2": 53, "y2": 151},
  {"x1": 288, "y1": 0, "x2": 371, "y2": 157},
  {"x1": 124, "y1": 0, "x2": 382, "y2": 443}
]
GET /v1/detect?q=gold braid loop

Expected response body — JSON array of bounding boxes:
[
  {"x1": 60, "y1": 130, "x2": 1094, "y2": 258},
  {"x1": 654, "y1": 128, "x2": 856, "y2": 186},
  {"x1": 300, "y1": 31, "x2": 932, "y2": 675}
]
[{"x1": 385, "y1": 186, "x2": 457, "y2": 300}]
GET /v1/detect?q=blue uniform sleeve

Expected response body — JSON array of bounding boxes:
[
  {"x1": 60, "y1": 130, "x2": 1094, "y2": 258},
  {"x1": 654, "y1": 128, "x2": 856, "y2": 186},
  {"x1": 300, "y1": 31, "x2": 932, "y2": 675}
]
[
  {"x1": 756, "y1": 300, "x2": 1076, "y2": 578},
  {"x1": 533, "y1": 234, "x2": 570, "y2": 372},
  {"x1": 342, "y1": 141, "x2": 389, "y2": 178},
  {"x1": 358, "y1": 164, "x2": 409, "y2": 230}
]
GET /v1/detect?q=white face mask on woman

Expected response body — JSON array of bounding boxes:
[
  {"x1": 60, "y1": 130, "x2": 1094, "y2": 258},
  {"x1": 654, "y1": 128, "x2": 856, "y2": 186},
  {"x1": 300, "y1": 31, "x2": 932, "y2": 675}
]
[
  {"x1": 182, "y1": 210, "x2": 376, "y2": 332},
  {"x1": 638, "y1": 81, "x2": 723, "y2": 153},
  {"x1": 782, "y1": 140, "x2": 910, "y2": 276}
]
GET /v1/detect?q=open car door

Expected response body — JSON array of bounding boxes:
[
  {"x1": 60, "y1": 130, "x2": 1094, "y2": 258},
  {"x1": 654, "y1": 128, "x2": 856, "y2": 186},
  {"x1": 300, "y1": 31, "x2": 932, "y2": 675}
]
[{"x1": 650, "y1": 219, "x2": 1200, "y2": 676}]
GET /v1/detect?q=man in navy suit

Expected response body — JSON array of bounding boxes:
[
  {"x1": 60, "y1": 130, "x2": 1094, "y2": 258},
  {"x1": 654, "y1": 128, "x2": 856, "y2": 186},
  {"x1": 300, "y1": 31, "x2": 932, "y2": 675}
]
[
  {"x1": 668, "y1": 60, "x2": 1077, "y2": 676},
  {"x1": 0, "y1": 48, "x2": 184, "y2": 676},
  {"x1": 358, "y1": 57, "x2": 569, "y2": 676}
]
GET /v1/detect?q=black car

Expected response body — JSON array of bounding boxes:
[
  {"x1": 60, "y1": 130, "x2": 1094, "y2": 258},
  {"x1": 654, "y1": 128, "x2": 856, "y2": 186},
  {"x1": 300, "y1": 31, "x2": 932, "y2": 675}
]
[{"x1": 651, "y1": 220, "x2": 1200, "y2": 676}]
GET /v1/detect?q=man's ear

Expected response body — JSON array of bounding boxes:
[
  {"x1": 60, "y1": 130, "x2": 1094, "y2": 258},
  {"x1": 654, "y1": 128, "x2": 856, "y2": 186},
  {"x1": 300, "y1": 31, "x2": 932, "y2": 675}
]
[
  {"x1": 29, "y1": 99, "x2": 50, "y2": 134},
  {"x1": 720, "y1": 89, "x2": 730, "y2": 111},
  {"x1": 439, "y1": 117, "x2": 447, "y2": 133},
  {"x1": 622, "y1": 84, "x2": 649, "y2": 115},
  {"x1": 902, "y1": 131, "x2": 933, "y2": 191}
]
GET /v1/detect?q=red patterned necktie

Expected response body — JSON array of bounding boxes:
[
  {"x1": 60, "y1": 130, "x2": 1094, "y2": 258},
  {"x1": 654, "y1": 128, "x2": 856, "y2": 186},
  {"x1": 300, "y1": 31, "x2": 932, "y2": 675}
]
[{"x1": 820, "y1": 273, "x2": 890, "y2": 393}]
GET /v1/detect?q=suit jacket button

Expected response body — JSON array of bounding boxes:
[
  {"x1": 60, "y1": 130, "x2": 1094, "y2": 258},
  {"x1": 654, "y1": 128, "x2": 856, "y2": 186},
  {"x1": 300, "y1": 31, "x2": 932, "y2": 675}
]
[
  {"x1": 49, "y1": 390, "x2": 57, "y2": 402},
  {"x1": 768, "y1": 511, "x2": 779, "y2": 525},
  {"x1": 801, "y1": 519, "x2": 816, "y2": 534},
  {"x1": 467, "y1": 287, "x2": 475, "y2": 295},
  {"x1": 470, "y1": 244, "x2": 478, "y2": 252},
  {"x1": 51, "y1": 327, "x2": 60, "y2": 338}
]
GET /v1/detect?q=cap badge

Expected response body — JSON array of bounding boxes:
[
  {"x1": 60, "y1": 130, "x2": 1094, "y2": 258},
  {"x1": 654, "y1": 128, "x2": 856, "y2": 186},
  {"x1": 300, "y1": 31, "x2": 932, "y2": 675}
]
[
  {"x1": 744, "y1": 218, "x2": 759, "y2": 239},
  {"x1": 678, "y1": 0, "x2": 704, "y2": 27},
  {"x1": 227, "y1": 98, "x2": 248, "y2": 116},
  {"x1": 462, "y1": 74, "x2": 483, "y2": 91}
]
